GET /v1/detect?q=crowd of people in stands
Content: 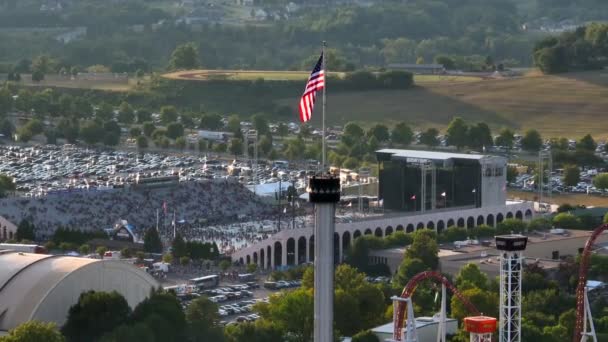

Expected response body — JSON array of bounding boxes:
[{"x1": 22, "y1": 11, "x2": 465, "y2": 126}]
[{"x1": 0, "y1": 179, "x2": 272, "y2": 242}]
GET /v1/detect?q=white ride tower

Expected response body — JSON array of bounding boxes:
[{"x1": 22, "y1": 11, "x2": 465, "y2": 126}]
[
  {"x1": 464, "y1": 316, "x2": 497, "y2": 342},
  {"x1": 495, "y1": 235, "x2": 528, "y2": 342}
]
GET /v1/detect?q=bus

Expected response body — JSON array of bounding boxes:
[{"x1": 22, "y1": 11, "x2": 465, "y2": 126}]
[
  {"x1": 190, "y1": 275, "x2": 220, "y2": 289},
  {"x1": 0, "y1": 243, "x2": 47, "y2": 254}
]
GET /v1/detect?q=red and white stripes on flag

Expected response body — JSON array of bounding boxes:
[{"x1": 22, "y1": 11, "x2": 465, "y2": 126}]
[{"x1": 299, "y1": 53, "x2": 325, "y2": 122}]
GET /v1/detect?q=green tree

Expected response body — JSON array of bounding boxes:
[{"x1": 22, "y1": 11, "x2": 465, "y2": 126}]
[
  {"x1": 197, "y1": 139, "x2": 207, "y2": 153},
  {"x1": 395, "y1": 258, "x2": 428, "y2": 289},
  {"x1": 136, "y1": 108, "x2": 152, "y2": 124},
  {"x1": 226, "y1": 115, "x2": 241, "y2": 134},
  {"x1": 259, "y1": 135, "x2": 273, "y2": 157},
  {"x1": 95, "y1": 102, "x2": 114, "y2": 122},
  {"x1": 1, "y1": 321, "x2": 64, "y2": 342},
  {"x1": 246, "y1": 263, "x2": 258, "y2": 273},
  {"x1": 171, "y1": 233, "x2": 187, "y2": 258},
  {"x1": 277, "y1": 123, "x2": 289, "y2": 137},
  {"x1": 168, "y1": 42, "x2": 200, "y2": 70},
  {"x1": 0, "y1": 174, "x2": 16, "y2": 198},
  {"x1": 257, "y1": 288, "x2": 314, "y2": 342},
  {"x1": 142, "y1": 122, "x2": 155, "y2": 137},
  {"x1": 229, "y1": 138, "x2": 244, "y2": 157},
  {"x1": 186, "y1": 296, "x2": 225, "y2": 341},
  {"x1": 214, "y1": 142, "x2": 227, "y2": 153},
  {"x1": 102, "y1": 121, "x2": 121, "y2": 146},
  {"x1": 96, "y1": 246, "x2": 107, "y2": 258},
  {"x1": 79, "y1": 244, "x2": 90, "y2": 255},
  {"x1": 468, "y1": 122, "x2": 493, "y2": 149},
  {"x1": 80, "y1": 121, "x2": 104, "y2": 145},
  {"x1": 406, "y1": 230, "x2": 439, "y2": 270},
  {"x1": 495, "y1": 128, "x2": 515, "y2": 149},
  {"x1": 251, "y1": 113, "x2": 270, "y2": 136},
  {"x1": 160, "y1": 106, "x2": 178, "y2": 125},
  {"x1": 162, "y1": 253, "x2": 173, "y2": 264},
  {"x1": 521, "y1": 129, "x2": 543, "y2": 152},
  {"x1": 455, "y1": 263, "x2": 488, "y2": 290},
  {"x1": 352, "y1": 330, "x2": 380, "y2": 342},
  {"x1": 135, "y1": 135, "x2": 148, "y2": 149},
  {"x1": 129, "y1": 127, "x2": 142, "y2": 138},
  {"x1": 130, "y1": 291, "x2": 187, "y2": 342},
  {"x1": 497, "y1": 218, "x2": 527, "y2": 235},
  {"x1": 562, "y1": 165, "x2": 581, "y2": 187},
  {"x1": 391, "y1": 122, "x2": 413, "y2": 146},
  {"x1": 419, "y1": 128, "x2": 439, "y2": 148},
  {"x1": 534, "y1": 46, "x2": 568, "y2": 74},
  {"x1": 577, "y1": 134, "x2": 596, "y2": 151},
  {"x1": 0, "y1": 118, "x2": 15, "y2": 139},
  {"x1": 199, "y1": 113, "x2": 223, "y2": 130},
  {"x1": 284, "y1": 137, "x2": 306, "y2": 161},
  {"x1": 0, "y1": 87, "x2": 13, "y2": 115},
  {"x1": 117, "y1": 101, "x2": 134, "y2": 124},
  {"x1": 144, "y1": 227, "x2": 163, "y2": 253},
  {"x1": 175, "y1": 137, "x2": 186, "y2": 150},
  {"x1": 552, "y1": 212, "x2": 581, "y2": 229},
  {"x1": 593, "y1": 173, "x2": 608, "y2": 192},
  {"x1": 342, "y1": 122, "x2": 365, "y2": 145},
  {"x1": 166, "y1": 122, "x2": 184, "y2": 139},
  {"x1": 98, "y1": 322, "x2": 154, "y2": 342},
  {"x1": 15, "y1": 219, "x2": 35, "y2": 241},
  {"x1": 62, "y1": 290, "x2": 131, "y2": 342},
  {"x1": 219, "y1": 260, "x2": 231, "y2": 272},
  {"x1": 507, "y1": 165, "x2": 518, "y2": 183},
  {"x1": 451, "y1": 287, "x2": 498, "y2": 323},
  {"x1": 224, "y1": 321, "x2": 283, "y2": 342},
  {"x1": 446, "y1": 117, "x2": 469, "y2": 149},
  {"x1": 120, "y1": 247, "x2": 132, "y2": 259},
  {"x1": 367, "y1": 124, "x2": 390, "y2": 142}
]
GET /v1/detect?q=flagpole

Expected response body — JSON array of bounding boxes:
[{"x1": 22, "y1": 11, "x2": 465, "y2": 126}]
[{"x1": 322, "y1": 40, "x2": 327, "y2": 173}]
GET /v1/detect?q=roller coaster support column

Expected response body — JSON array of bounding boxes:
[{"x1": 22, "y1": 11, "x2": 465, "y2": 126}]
[
  {"x1": 390, "y1": 296, "x2": 417, "y2": 342},
  {"x1": 309, "y1": 176, "x2": 340, "y2": 342},
  {"x1": 437, "y1": 284, "x2": 446, "y2": 342},
  {"x1": 581, "y1": 287, "x2": 597, "y2": 342}
]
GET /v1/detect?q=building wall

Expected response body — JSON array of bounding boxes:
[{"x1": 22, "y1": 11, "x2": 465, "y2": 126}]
[
  {"x1": 0, "y1": 216, "x2": 17, "y2": 241},
  {"x1": 231, "y1": 201, "x2": 534, "y2": 269},
  {"x1": 481, "y1": 157, "x2": 507, "y2": 208}
]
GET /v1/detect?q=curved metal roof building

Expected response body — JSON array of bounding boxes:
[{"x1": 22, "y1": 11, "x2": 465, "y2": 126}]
[{"x1": 0, "y1": 250, "x2": 158, "y2": 332}]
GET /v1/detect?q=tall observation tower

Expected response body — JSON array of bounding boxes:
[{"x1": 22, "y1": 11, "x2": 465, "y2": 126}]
[{"x1": 495, "y1": 235, "x2": 528, "y2": 342}]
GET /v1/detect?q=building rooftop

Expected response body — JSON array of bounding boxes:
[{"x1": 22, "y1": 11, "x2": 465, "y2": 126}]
[
  {"x1": 376, "y1": 149, "x2": 489, "y2": 161},
  {"x1": 372, "y1": 317, "x2": 457, "y2": 334}
]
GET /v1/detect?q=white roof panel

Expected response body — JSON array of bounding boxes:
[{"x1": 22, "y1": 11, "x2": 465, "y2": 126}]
[{"x1": 377, "y1": 149, "x2": 487, "y2": 161}]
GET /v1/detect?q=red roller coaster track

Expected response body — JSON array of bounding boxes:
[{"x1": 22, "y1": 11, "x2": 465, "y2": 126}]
[
  {"x1": 573, "y1": 223, "x2": 608, "y2": 342},
  {"x1": 393, "y1": 271, "x2": 481, "y2": 341}
]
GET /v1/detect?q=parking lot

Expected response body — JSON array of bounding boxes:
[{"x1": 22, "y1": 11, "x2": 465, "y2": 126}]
[{"x1": 169, "y1": 278, "x2": 301, "y2": 325}]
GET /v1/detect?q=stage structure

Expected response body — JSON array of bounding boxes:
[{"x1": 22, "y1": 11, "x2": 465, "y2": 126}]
[{"x1": 377, "y1": 149, "x2": 506, "y2": 213}]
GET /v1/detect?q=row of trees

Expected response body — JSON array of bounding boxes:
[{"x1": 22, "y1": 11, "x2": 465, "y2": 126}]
[{"x1": 534, "y1": 23, "x2": 608, "y2": 74}]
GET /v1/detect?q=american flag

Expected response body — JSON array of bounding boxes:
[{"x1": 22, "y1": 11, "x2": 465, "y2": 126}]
[{"x1": 299, "y1": 53, "x2": 325, "y2": 122}]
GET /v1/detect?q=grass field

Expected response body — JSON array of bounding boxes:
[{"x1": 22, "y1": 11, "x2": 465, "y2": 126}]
[{"x1": 274, "y1": 70, "x2": 608, "y2": 138}]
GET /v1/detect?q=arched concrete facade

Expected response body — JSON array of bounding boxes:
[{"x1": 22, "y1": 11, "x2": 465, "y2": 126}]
[{"x1": 232, "y1": 201, "x2": 535, "y2": 269}]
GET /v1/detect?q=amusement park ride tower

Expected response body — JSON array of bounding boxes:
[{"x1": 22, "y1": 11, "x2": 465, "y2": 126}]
[
  {"x1": 464, "y1": 316, "x2": 497, "y2": 342},
  {"x1": 495, "y1": 235, "x2": 528, "y2": 342}
]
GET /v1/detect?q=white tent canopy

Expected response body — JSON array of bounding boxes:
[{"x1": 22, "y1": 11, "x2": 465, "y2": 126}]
[{"x1": 248, "y1": 181, "x2": 291, "y2": 197}]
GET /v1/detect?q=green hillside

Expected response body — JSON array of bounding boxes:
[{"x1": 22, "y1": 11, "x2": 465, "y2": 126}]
[{"x1": 276, "y1": 70, "x2": 608, "y2": 138}]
